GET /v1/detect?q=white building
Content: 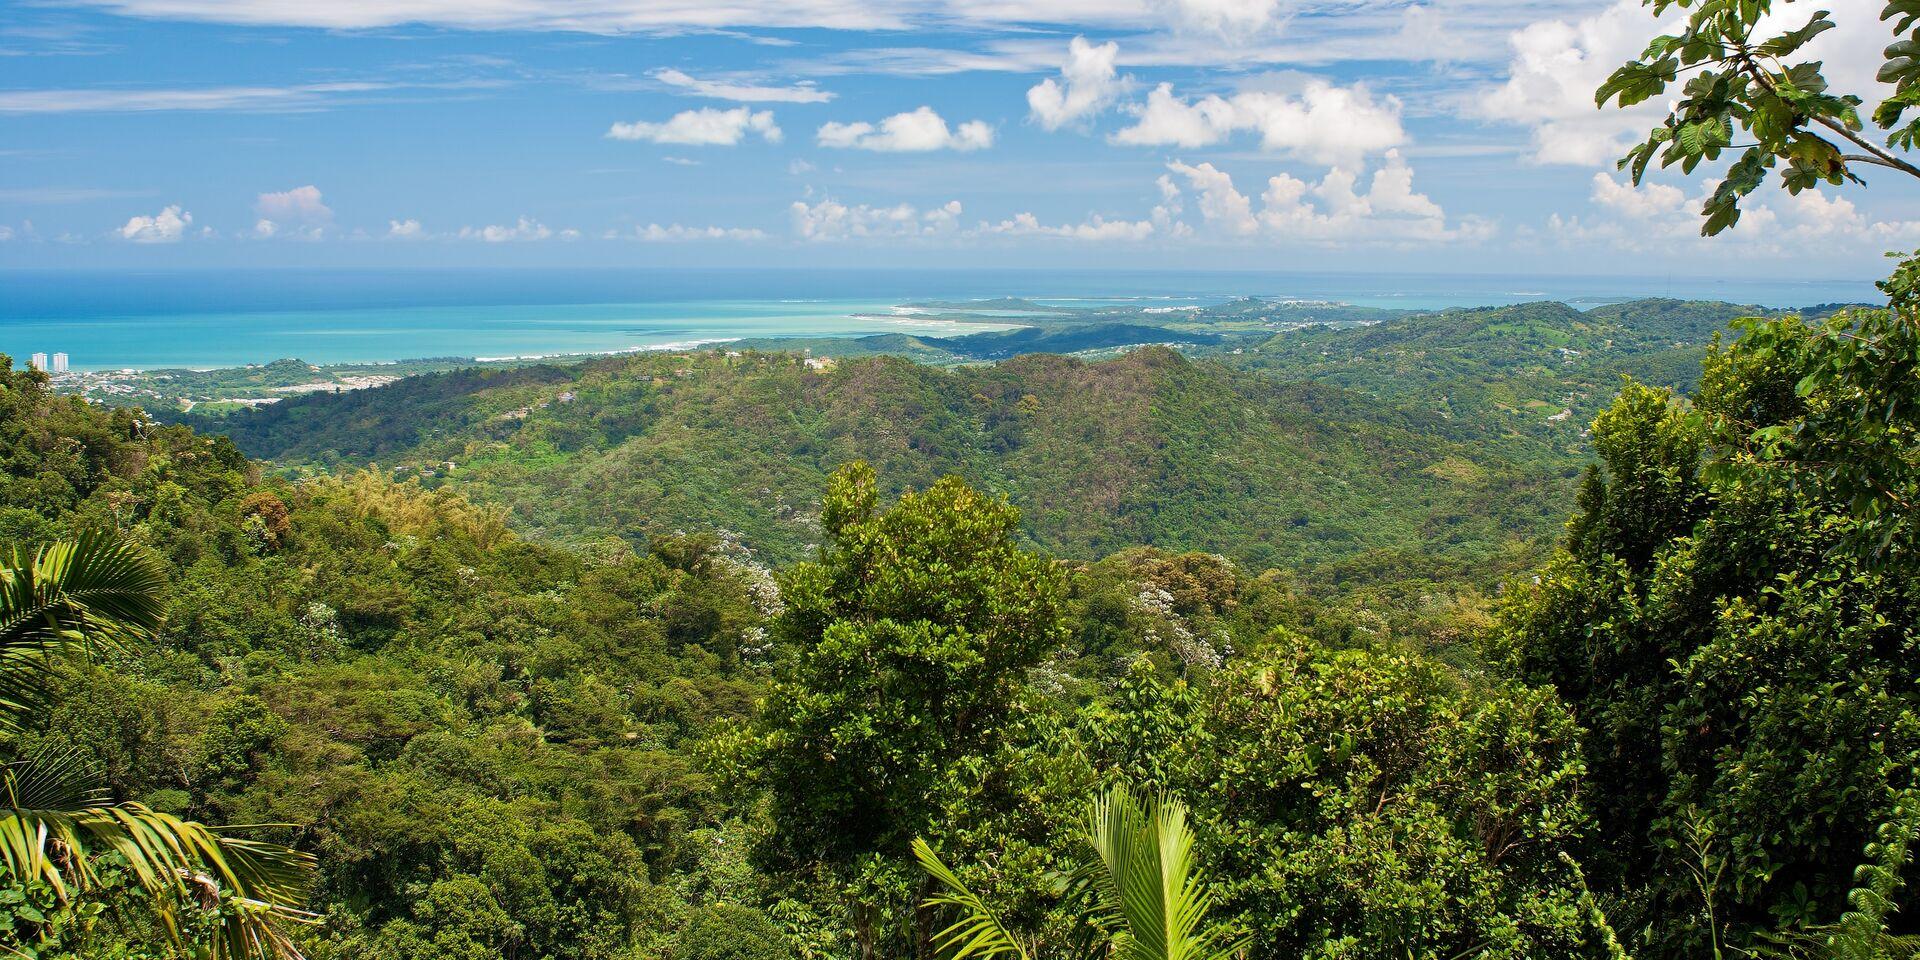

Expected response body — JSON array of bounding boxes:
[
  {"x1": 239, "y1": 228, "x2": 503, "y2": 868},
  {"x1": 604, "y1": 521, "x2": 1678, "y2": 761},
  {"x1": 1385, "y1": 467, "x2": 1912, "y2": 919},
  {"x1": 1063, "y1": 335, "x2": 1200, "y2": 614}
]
[
  {"x1": 29, "y1": 353, "x2": 47, "y2": 372},
  {"x1": 51, "y1": 353, "x2": 68, "y2": 374}
]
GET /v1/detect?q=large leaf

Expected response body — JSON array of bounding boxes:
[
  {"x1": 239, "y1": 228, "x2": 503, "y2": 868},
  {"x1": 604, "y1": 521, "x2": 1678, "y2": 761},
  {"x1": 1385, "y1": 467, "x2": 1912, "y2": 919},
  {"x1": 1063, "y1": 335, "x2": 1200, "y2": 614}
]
[
  {"x1": 0, "y1": 529, "x2": 165, "y2": 730},
  {"x1": 1, "y1": 748, "x2": 316, "y2": 958}
]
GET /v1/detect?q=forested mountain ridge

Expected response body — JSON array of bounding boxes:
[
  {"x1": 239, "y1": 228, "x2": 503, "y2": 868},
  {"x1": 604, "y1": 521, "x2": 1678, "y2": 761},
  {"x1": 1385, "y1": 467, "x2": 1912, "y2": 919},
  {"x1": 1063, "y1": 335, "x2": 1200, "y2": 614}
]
[
  {"x1": 186, "y1": 298, "x2": 1775, "y2": 575},
  {"x1": 192, "y1": 344, "x2": 1568, "y2": 573},
  {"x1": 1219, "y1": 298, "x2": 1758, "y2": 449}
]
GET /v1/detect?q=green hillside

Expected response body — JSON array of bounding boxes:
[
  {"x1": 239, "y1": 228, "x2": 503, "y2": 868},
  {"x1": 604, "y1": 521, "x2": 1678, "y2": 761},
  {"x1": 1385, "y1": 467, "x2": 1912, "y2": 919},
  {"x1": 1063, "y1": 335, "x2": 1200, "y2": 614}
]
[
  {"x1": 197, "y1": 346, "x2": 1567, "y2": 573},
  {"x1": 1218, "y1": 298, "x2": 1757, "y2": 449},
  {"x1": 191, "y1": 298, "x2": 1771, "y2": 574}
]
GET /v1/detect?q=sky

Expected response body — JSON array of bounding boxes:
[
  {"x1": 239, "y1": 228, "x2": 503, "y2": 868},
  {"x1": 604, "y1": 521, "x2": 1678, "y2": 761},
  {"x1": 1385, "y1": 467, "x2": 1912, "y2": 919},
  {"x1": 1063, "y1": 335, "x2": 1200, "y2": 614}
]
[{"x1": 4, "y1": 0, "x2": 1920, "y2": 277}]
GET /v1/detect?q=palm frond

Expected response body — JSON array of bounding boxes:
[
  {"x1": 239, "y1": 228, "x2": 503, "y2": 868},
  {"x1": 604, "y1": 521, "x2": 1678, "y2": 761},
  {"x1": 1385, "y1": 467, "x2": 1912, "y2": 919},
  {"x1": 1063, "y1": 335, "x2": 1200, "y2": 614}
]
[
  {"x1": 914, "y1": 784, "x2": 1243, "y2": 960},
  {"x1": 912, "y1": 838, "x2": 1032, "y2": 960},
  {"x1": 0, "y1": 529, "x2": 166, "y2": 729},
  {"x1": 2, "y1": 749, "x2": 316, "y2": 957},
  {"x1": 1084, "y1": 786, "x2": 1242, "y2": 960}
]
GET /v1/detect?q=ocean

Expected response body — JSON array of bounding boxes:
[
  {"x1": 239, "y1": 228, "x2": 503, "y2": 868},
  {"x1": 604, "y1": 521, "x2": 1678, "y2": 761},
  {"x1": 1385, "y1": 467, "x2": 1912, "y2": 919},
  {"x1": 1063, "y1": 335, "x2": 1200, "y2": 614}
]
[{"x1": 0, "y1": 268, "x2": 1886, "y2": 371}]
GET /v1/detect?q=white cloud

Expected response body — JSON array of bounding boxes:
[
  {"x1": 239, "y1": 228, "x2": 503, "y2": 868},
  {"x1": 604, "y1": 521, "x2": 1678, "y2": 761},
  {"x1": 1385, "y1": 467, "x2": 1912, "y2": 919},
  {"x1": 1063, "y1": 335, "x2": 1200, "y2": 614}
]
[
  {"x1": 1555, "y1": 173, "x2": 1920, "y2": 252},
  {"x1": 1164, "y1": 160, "x2": 1258, "y2": 234},
  {"x1": 1112, "y1": 80, "x2": 1404, "y2": 165},
  {"x1": 0, "y1": 226, "x2": 13, "y2": 242},
  {"x1": 1165, "y1": 151, "x2": 1481, "y2": 243},
  {"x1": 631, "y1": 223, "x2": 770, "y2": 241},
  {"x1": 1150, "y1": 173, "x2": 1193, "y2": 237},
  {"x1": 459, "y1": 217, "x2": 578, "y2": 242},
  {"x1": 387, "y1": 218, "x2": 424, "y2": 238},
  {"x1": 253, "y1": 184, "x2": 332, "y2": 239},
  {"x1": 791, "y1": 197, "x2": 964, "y2": 240},
  {"x1": 1152, "y1": 0, "x2": 1288, "y2": 33},
  {"x1": 118, "y1": 204, "x2": 192, "y2": 243},
  {"x1": 63, "y1": 0, "x2": 917, "y2": 31},
  {"x1": 654, "y1": 68, "x2": 833, "y2": 103},
  {"x1": 974, "y1": 211, "x2": 1156, "y2": 240},
  {"x1": 1474, "y1": 0, "x2": 1676, "y2": 166},
  {"x1": 607, "y1": 107, "x2": 781, "y2": 145},
  {"x1": 1027, "y1": 36, "x2": 1122, "y2": 130},
  {"x1": 817, "y1": 107, "x2": 993, "y2": 151},
  {"x1": 47, "y1": 0, "x2": 1369, "y2": 36},
  {"x1": 1589, "y1": 172, "x2": 1687, "y2": 219}
]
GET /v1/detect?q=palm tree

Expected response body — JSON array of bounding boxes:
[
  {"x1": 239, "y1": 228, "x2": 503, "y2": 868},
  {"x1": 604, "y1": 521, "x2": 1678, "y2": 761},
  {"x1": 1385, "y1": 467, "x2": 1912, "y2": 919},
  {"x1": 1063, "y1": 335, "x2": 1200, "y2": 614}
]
[
  {"x1": 0, "y1": 529, "x2": 315, "y2": 958},
  {"x1": 911, "y1": 785, "x2": 1244, "y2": 960}
]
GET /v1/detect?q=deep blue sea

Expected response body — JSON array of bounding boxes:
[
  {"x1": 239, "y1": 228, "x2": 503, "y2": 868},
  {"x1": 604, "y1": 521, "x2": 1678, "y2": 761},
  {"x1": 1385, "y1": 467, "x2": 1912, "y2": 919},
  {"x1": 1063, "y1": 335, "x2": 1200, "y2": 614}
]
[{"x1": 0, "y1": 268, "x2": 1885, "y2": 371}]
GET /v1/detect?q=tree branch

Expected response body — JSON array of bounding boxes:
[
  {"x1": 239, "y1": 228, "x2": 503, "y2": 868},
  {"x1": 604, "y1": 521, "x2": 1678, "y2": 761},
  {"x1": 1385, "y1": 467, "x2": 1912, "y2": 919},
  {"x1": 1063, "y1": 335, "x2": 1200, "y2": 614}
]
[{"x1": 1816, "y1": 116, "x2": 1920, "y2": 179}]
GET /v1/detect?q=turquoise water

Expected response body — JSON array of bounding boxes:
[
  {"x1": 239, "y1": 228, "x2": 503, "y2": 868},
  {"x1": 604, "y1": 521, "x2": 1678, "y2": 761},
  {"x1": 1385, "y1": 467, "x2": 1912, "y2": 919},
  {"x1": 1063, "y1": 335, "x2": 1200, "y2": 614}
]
[
  {"x1": 0, "y1": 268, "x2": 1884, "y2": 370},
  {"x1": 2, "y1": 299, "x2": 1023, "y2": 371}
]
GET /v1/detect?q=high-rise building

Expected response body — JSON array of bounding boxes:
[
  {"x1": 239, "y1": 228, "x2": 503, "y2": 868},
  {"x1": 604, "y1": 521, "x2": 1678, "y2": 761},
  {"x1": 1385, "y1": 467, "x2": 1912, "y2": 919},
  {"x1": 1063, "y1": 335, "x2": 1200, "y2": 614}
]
[
  {"x1": 29, "y1": 353, "x2": 47, "y2": 372},
  {"x1": 51, "y1": 353, "x2": 68, "y2": 374}
]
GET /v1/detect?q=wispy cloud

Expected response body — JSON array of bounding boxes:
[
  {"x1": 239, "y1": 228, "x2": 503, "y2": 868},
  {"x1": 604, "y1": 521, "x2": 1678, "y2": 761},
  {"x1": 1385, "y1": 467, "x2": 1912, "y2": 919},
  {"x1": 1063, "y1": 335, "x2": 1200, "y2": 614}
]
[
  {"x1": 653, "y1": 68, "x2": 832, "y2": 103},
  {"x1": 0, "y1": 186, "x2": 153, "y2": 203},
  {"x1": 0, "y1": 82, "x2": 384, "y2": 114},
  {"x1": 0, "y1": 78, "x2": 504, "y2": 114}
]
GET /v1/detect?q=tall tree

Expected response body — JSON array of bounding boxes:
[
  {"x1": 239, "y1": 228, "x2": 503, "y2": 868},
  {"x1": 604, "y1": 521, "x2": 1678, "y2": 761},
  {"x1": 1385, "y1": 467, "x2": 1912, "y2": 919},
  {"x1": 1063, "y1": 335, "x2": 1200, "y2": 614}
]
[{"x1": 743, "y1": 462, "x2": 1070, "y2": 960}]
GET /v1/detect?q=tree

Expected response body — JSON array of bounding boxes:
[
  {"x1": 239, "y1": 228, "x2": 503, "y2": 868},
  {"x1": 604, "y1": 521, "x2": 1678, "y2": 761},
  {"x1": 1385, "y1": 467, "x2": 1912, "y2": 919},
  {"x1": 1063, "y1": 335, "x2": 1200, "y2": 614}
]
[
  {"x1": 911, "y1": 785, "x2": 1242, "y2": 960},
  {"x1": 743, "y1": 462, "x2": 1070, "y2": 959},
  {"x1": 1496, "y1": 358, "x2": 1920, "y2": 957},
  {"x1": 1086, "y1": 641, "x2": 1609, "y2": 960},
  {"x1": 1600, "y1": 0, "x2": 1920, "y2": 234},
  {"x1": 0, "y1": 530, "x2": 314, "y2": 958},
  {"x1": 673, "y1": 904, "x2": 795, "y2": 960}
]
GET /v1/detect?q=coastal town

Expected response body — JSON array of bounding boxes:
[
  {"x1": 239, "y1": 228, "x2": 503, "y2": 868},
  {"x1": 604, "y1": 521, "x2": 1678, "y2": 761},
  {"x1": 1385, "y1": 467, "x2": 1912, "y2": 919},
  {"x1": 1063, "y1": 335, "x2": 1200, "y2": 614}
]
[{"x1": 34, "y1": 356, "x2": 408, "y2": 413}]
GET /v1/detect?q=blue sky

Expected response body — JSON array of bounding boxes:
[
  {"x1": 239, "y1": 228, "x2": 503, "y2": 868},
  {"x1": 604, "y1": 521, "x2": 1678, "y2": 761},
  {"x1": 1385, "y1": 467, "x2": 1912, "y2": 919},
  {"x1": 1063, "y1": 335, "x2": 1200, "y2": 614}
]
[{"x1": 4, "y1": 0, "x2": 1918, "y2": 277}]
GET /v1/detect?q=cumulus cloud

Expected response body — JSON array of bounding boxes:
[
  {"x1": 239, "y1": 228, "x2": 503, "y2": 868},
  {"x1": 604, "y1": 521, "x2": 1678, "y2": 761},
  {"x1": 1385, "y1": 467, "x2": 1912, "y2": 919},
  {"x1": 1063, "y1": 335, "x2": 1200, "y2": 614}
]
[
  {"x1": 1112, "y1": 80, "x2": 1404, "y2": 165},
  {"x1": 817, "y1": 107, "x2": 993, "y2": 151},
  {"x1": 607, "y1": 107, "x2": 781, "y2": 145},
  {"x1": 1550, "y1": 173, "x2": 1920, "y2": 253},
  {"x1": 654, "y1": 68, "x2": 834, "y2": 103},
  {"x1": 1165, "y1": 160, "x2": 1259, "y2": 234},
  {"x1": 1027, "y1": 37, "x2": 1123, "y2": 130},
  {"x1": 974, "y1": 212, "x2": 1156, "y2": 240},
  {"x1": 630, "y1": 223, "x2": 771, "y2": 241},
  {"x1": 387, "y1": 218, "x2": 424, "y2": 238},
  {"x1": 791, "y1": 197, "x2": 964, "y2": 240},
  {"x1": 1163, "y1": 151, "x2": 1484, "y2": 243},
  {"x1": 459, "y1": 217, "x2": 578, "y2": 242},
  {"x1": 1150, "y1": 174, "x2": 1194, "y2": 237},
  {"x1": 118, "y1": 204, "x2": 192, "y2": 243},
  {"x1": 1588, "y1": 173, "x2": 1687, "y2": 219},
  {"x1": 253, "y1": 184, "x2": 332, "y2": 239}
]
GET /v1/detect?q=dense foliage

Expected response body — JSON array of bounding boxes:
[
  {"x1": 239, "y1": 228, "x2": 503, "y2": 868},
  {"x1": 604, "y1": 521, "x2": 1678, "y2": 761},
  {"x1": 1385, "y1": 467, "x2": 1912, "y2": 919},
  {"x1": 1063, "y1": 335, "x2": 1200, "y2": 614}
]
[
  {"x1": 192, "y1": 345, "x2": 1566, "y2": 580},
  {"x1": 4, "y1": 269, "x2": 1914, "y2": 960},
  {"x1": 1493, "y1": 295, "x2": 1920, "y2": 955}
]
